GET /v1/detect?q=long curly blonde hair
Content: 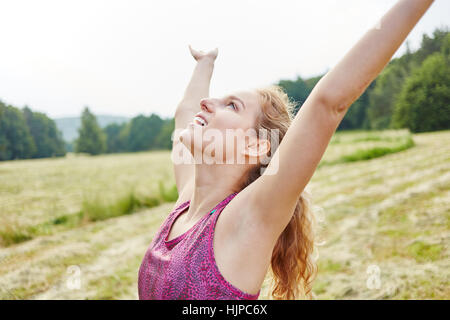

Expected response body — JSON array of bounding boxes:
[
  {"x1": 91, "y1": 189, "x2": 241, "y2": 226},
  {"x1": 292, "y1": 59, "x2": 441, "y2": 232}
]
[{"x1": 240, "y1": 85, "x2": 319, "y2": 299}]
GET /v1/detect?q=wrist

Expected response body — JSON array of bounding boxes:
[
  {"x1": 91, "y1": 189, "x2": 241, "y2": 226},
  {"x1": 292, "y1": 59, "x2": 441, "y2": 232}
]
[{"x1": 196, "y1": 56, "x2": 216, "y2": 65}]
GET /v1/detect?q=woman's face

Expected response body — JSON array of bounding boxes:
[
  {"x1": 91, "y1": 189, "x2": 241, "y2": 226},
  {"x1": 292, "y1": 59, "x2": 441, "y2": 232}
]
[{"x1": 179, "y1": 89, "x2": 263, "y2": 164}]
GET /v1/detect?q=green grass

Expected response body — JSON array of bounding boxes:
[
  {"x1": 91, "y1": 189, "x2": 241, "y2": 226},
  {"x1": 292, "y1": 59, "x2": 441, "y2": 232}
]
[
  {"x1": 0, "y1": 229, "x2": 33, "y2": 246},
  {"x1": 0, "y1": 180, "x2": 178, "y2": 246},
  {"x1": 340, "y1": 136, "x2": 414, "y2": 162},
  {"x1": 317, "y1": 259, "x2": 346, "y2": 273},
  {"x1": 158, "y1": 180, "x2": 179, "y2": 202},
  {"x1": 0, "y1": 151, "x2": 175, "y2": 238},
  {"x1": 370, "y1": 178, "x2": 448, "y2": 266},
  {"x1": 312, "y1": 279, "x2": 330, "y2": 295},
  {"x1": 394, "y1": 274, "x2": 449, "y2": 300},
  {"x1": 406, "y1": 241, "x2": 443, "y2": 263},
  {"x1": 81, "y1": 191, "x2": 142, "y2": 222},
  {"x1": 320, "y1": 133, "x2": 415, "y2": 167},
  {"x1": 89, "y1": 254, "x2": 144, "y2": 300}
]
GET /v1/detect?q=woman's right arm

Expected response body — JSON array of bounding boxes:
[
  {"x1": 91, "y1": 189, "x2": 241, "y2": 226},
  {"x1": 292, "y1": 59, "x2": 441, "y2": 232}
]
[{"x1": 173, "y1": 46, "x2": 218, "y2": 194}]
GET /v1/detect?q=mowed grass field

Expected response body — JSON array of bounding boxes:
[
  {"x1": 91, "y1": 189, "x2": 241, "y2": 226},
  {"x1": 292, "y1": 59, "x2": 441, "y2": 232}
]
[{"x1": 0, "y1": 129, "x2": 448, "y2": 299}]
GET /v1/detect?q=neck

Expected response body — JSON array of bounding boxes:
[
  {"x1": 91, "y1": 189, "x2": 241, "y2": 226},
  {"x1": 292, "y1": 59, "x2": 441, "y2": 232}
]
[{"x1": 185, "y1": 162, "x2": 246, "y2": 222}]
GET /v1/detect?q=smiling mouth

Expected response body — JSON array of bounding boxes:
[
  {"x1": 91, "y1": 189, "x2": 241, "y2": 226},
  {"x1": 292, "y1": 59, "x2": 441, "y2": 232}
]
[{"x1": 193, "y1": 116, "x2": 208, "y2": 127}]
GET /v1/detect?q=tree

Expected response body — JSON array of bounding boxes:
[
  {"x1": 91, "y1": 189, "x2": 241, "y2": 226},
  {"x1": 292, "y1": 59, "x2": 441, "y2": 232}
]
[
  {"x1": 22, "y1": 107, "x2": 66, "y2": 158},
  {"x1": 278, "y1": 72, "x2": 373, "y2": 130},
  {"x1": 366, "y1": 62, "x2": 408, "y2": 129},
  {"x1": 104, "y1": 122, "x2": 126, "y2": 153},
  {"x1": 0, "y1": 101, "x2": 35, "y2": 160},
  {"x1": 126, "y1": 114, "x2": 164, "y2": 152},
  {"x1": 392, "y1": 51, "x2": 450, "y2": 132},
  {"x1": 278, "y1": 76, "x2": 310, "y2": 114},
  {"x1": 154, "y1": 118, "x2": 175, "y2": 149},
  {"x1": 74, "y1": 107, "x2": 106, "y2": 155},
  {"x1": 415, "y1": 28, "x2": 449, "y2": 65},
  {"x1": 367, "y1": 28, "x2": 449, "y2": 130},
  {"x1": 338, "y1": 81, "x2": 375, "y2": 130}
]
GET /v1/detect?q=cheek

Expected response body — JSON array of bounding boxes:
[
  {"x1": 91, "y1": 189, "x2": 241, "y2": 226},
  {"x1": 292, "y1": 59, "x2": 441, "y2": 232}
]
[
  {"x1": 209, "y1": 116, "x2": 234, "y2": 130},
  {"x1": 214, "y1": 108, "x2": 247, "y2": 127}
]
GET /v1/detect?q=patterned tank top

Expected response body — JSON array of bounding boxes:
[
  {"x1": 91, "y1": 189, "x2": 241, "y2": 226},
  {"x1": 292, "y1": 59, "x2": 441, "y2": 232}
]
[{"x1": 138, "y1": 192, "x2": 261, "y2": 300}]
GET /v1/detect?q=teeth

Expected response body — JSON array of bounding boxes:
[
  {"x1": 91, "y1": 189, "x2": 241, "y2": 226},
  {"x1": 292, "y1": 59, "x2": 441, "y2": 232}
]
[{"x1": 194, "y1": 116, "x2": 207, "y2": 126}]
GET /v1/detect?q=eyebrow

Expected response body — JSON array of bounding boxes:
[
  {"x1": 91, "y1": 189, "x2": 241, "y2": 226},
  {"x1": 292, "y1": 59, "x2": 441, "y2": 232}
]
[{"x1": 228, "y1": 95, "x2": 246, "y2": 110}]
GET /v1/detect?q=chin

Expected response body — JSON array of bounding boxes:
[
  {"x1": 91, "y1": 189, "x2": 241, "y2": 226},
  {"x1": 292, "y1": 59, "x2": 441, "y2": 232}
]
[{"x1": 178, "y1": 124, "x2": 202, "y2": 153}]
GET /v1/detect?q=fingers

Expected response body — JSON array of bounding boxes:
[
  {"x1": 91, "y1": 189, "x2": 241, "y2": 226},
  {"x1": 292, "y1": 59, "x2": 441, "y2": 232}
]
[
  {"x1": 188, "y1": 44, "x2": 197, "y2": 57},
  {"x1": 188, "y1": 44, "x2": 219, "y2": 60}
]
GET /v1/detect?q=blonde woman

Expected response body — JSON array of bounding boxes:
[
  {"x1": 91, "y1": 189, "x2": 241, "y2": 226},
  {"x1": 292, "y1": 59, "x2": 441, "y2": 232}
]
[{"x1": 138, "y1": 0, "x2": 434, "y2": 300}]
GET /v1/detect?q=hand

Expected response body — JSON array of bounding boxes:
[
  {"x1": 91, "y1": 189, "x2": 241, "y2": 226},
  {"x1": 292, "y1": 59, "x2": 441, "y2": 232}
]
[{"x1": 188, "y1": 45, "x2": 218, "y2": 62}]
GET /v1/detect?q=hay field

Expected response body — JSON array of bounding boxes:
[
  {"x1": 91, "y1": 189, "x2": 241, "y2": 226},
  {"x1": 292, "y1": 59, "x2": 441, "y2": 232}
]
[{"x1": 0, "y1": 129, "x2": 448, "y2": 299}]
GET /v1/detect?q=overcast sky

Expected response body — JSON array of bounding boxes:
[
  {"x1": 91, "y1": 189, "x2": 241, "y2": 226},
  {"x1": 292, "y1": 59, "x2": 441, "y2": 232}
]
[{"x1": 0, "y1": 0, "x2": 448, "y2": 119}]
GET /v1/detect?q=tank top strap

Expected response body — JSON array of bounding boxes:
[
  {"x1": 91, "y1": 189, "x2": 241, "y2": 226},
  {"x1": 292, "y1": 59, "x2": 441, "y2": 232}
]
[
  {"x1": 174, "y1": 200, "x2": 190, "y2": 213},
  {"x1": 208, "y1": 192, "x2": 239, "y2": 217},
  {"x1": 167, "y1": 200, "x2": 190, "y2": 221}
]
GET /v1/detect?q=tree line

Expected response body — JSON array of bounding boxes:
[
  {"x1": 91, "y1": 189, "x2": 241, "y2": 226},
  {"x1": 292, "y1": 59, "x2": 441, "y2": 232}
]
[
  {"x1": 0, "y1": 102, "x2": 66, "y2": 161},
  {"x1": 278, "y1": 27, "x2": 449, "y2": 133},
  {"x1": 74, "y1": 107, "x2": 174, "y2": 155},
  {"x1": 0, "y1": 100, "x2": 174, "y2": 160},
  {"x1": 0, "y1": 28, "x2": 448, "y2": 160}
]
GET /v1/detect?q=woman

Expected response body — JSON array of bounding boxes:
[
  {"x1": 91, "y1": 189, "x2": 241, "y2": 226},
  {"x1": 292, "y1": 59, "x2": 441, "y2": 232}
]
[{"x1": 138, "y1": 0, "x2": 434, "y2": 300}]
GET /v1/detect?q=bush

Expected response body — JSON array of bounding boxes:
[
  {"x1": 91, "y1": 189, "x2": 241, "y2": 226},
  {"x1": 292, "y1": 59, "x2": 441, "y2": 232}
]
[{"x1": 392, "y1": 52, "x2": 450, "y2": 132}]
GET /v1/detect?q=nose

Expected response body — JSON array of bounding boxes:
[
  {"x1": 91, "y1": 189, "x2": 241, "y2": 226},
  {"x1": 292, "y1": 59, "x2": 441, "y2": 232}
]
[{"x1": 200, "y1": 98, "x2": 215, "y2": 113}]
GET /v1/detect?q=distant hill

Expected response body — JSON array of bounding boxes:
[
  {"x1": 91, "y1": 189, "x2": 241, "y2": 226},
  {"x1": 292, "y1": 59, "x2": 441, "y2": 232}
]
[{"x1": 54, "y1": 115, "x2": 129, "y2": 142}]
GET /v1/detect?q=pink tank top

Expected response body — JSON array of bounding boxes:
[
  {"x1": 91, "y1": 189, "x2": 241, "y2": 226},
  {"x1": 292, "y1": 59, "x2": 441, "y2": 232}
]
[{"x1": 138, "y1": 192, "x2": 261, "y2": 300}]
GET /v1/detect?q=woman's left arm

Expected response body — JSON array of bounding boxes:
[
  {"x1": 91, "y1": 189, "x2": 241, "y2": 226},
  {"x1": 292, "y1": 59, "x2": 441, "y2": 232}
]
[
  {"x1": 242, "y1": 0, "x2": 435, "y2": 239},
  {"x1": 313, "y1": 0, "x2": 435, "y2": 113}
]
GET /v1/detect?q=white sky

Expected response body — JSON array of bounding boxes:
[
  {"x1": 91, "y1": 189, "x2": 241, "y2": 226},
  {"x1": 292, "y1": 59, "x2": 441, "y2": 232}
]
[{"x1": 0, "y1": 0, "x2": 448, "y2": 119}]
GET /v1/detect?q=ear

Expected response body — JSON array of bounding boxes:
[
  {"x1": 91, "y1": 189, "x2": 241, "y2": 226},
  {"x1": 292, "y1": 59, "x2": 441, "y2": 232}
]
[{"x1": 241, "y1": 136, "x2": 270, "y2": 160}]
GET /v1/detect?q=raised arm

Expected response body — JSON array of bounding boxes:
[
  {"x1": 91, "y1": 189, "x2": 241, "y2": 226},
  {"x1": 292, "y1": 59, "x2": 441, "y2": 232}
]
[
  {"x1": 173, "y1": 46, "x2": 218, "y2": 194},
  {"x1": 243, "y1": 0, "x2": 435, "y2": 238},
  {"x1": 314, "y1": 0, "x2": 435, "y2": 113}
]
